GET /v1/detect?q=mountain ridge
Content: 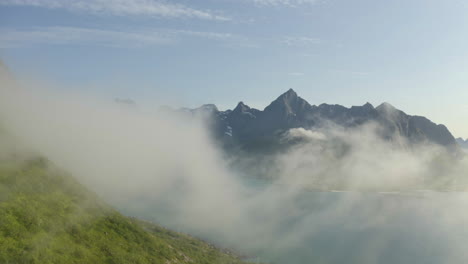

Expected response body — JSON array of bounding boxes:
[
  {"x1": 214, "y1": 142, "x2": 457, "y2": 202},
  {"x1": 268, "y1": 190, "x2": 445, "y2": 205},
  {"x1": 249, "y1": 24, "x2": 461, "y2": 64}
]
[{"x1": 181, "y1": 89, "x2": 458, "y2": 152}]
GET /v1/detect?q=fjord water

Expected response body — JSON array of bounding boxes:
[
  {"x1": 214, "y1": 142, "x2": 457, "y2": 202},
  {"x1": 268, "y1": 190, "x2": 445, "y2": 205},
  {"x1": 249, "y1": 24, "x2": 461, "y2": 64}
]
[{"x1": 117, "y1": 179, "x2": 468, "y2": 264}]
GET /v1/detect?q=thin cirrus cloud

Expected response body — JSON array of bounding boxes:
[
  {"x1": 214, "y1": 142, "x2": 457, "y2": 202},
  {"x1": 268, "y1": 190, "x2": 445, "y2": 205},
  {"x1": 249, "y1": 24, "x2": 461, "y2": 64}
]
[
  {"x1": 0, "y1": 0, "x2": 231, "y2": 21},
  {"x1": 0, "y1": 26, "x2": 237, "y2": 48},
  {"x1": 281, "y1": 36, "x2": 322, "y2": 46},
  {"x1": 251, "y1": 0, "x2": 321, "y2": 7}
]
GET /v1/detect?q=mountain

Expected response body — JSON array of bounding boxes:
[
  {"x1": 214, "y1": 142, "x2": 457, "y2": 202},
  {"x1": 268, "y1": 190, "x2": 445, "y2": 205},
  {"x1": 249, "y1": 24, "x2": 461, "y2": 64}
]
[
  {"x1": 457, "y1": 138, "x2": 468, "y2": 149},
  {"x1": 183, "y1": 89, "x2": 458, "y2": 152},
  {"x1": 0, "y1": 156, "x2": 249, "y2": 264}
]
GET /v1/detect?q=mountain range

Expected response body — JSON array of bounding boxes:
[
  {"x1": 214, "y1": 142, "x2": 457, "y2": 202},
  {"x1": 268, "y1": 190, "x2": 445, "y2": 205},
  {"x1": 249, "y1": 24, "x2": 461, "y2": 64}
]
[{"x1": 182, "y1": 89, "x2": 458, "y2": 152}]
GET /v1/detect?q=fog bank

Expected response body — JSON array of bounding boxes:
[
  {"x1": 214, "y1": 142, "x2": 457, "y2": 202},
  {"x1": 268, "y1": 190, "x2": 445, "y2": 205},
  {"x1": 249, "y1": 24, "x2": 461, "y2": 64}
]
[{"x1": 2, "y1": 78, "x2": 468, "y2": 264}]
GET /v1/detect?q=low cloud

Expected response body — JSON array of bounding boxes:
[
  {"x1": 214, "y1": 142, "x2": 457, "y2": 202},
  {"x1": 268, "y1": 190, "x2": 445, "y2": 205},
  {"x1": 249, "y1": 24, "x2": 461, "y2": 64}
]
[
  {"x1": 1, "y1": 74, "x2": 468, "y2": 264},
  {"x1": 286, "y1": 127, "x2": 326, "y2": 140},
  {"x1": 275, "y1": 124, "x2": 467, "y2": 191}
]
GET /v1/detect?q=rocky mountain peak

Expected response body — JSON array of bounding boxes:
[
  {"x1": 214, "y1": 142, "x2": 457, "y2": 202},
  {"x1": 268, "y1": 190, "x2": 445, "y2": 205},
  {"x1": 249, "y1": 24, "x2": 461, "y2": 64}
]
[
  {"x1": 233, "y1": 101, "x2": 251, "y2": 113},
  {"x1": 283, "y1": 88, "x2": 297, "y2": 97},
  {"x1": 363, "y1": 102, "x2": 374, "y2": 109},
  {"x1": 264, "y1": 88, "x2": 311, "y2": 116},
  {"x1": 376, "y1": 102, "x2": 396, "y2": 112},
  {"x1": 179, "y1": 89, "x2": 458, "y2": 152}
]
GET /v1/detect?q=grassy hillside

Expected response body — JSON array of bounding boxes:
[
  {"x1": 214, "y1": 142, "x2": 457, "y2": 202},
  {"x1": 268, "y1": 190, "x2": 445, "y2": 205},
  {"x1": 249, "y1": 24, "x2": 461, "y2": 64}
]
[{"x1": 0, "y1": 157, "x2": 249, "y2": 264}]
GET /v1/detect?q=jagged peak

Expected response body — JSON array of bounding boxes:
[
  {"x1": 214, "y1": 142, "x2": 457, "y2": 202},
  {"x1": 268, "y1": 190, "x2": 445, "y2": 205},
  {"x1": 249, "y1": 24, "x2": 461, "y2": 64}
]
[
  {"x1": 376, "y1": 102, "x2": 396, "y2": 111},
  {"x1": 264, "y1": 88, "x2": 312, "y2": 116},
  {"x1": 279, "y1": 88, "x2": 298, "y2": 99},
  {"x1": 233, "y1": 101, "x2": 251, "y2": 113},
  {"x1": 363, "y1": 102, "x2": 374, "y2": 108},
  {"x1": 286, "y1": 88, "x2": 296, "y2": 93},
  {"x1": 350, "y1": 102, "x2": 374, "y2": 110},
  {"x1": 270, "y1": 88, "x2": 303, "y2": 105},
  {"x1": 236, "y1": 101, "x2": 247, "y2": 108},
  {"x1": 375, "y1": 102, "x2": 407, "y2": 120}
]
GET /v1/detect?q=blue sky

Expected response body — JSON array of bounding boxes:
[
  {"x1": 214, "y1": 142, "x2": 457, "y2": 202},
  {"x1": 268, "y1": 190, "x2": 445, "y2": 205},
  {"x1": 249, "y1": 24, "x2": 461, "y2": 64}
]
[{"x1": 1, "y1": 0, "x2": 468, "y2": 137}]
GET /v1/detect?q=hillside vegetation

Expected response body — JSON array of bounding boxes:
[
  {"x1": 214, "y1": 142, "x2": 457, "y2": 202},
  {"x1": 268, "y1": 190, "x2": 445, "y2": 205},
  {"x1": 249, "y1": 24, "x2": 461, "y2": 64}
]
[{"x1": 0, "y1": 157, "x2": 249, "y2": 264}]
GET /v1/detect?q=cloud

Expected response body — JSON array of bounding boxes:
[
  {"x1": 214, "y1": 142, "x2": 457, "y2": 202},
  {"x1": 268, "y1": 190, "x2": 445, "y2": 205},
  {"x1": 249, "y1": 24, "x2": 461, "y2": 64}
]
[
  {"x1": 172, "y1": 30, "x2": 234, "y2": 40},
  {"x1": 286, "y1": 127, "x2": 326, "y2": 140},
  {"x1": 0, "y1": 0, "x2": 230, "y2": 21},
  {"x1": 0, "y1": 26, "x2": 237, "y2": 48},
  {"x1": 282, "y1": 36, "x2": 322, "y2": 46},
  {"x1": 274, "y1": 124, "x2": 461, "y2": 191},
  {"x1": 2, "y1": 72, "x2": 468, "y2": 264},
  {"x1": 251, "y1": 0, "x2": 321, "y2": 7},
  {"x1": 0, "y1": 27, "x2": 172, "y2": 48}
]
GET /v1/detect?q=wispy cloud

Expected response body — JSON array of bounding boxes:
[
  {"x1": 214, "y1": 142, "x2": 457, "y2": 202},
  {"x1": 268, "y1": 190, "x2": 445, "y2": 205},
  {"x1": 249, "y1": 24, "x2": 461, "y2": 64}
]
[
  {"x1": 251, "y1": 0, "x2": 321, "y2": 7},
  {"x1": 282, "y1": 36, "x2": 322, "y2": 46},
  {"x1": 172, "y1": 30, "x2": 234, "y2": 40},
  {"x1": 0, "y1": 0, "x2": 230, "y2": 21},
  {"x1": 0, "y1": 26, "x2": 237, "y2": 48},
  {"x1": 0, "y1": 27, "x2": 172, "y2": 48}
]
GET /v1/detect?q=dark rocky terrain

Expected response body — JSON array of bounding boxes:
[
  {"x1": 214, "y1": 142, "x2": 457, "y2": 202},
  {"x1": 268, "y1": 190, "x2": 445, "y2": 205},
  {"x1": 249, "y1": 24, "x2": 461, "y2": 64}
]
[{"x1": 181, "y1": 89, "x2": 458, "y2": 153}]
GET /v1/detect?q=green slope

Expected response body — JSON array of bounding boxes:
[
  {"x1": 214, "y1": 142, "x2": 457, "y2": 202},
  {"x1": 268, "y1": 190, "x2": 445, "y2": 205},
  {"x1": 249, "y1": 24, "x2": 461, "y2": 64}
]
[{"x1": 0, "y1": 157, "x2": 249, "y2": 264}]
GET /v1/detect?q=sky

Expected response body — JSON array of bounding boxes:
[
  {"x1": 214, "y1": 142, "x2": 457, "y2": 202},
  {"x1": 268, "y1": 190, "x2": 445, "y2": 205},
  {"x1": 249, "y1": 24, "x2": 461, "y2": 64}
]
[{"x1": 0, "y1": 0, "x2": 467, "y2": 137}]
